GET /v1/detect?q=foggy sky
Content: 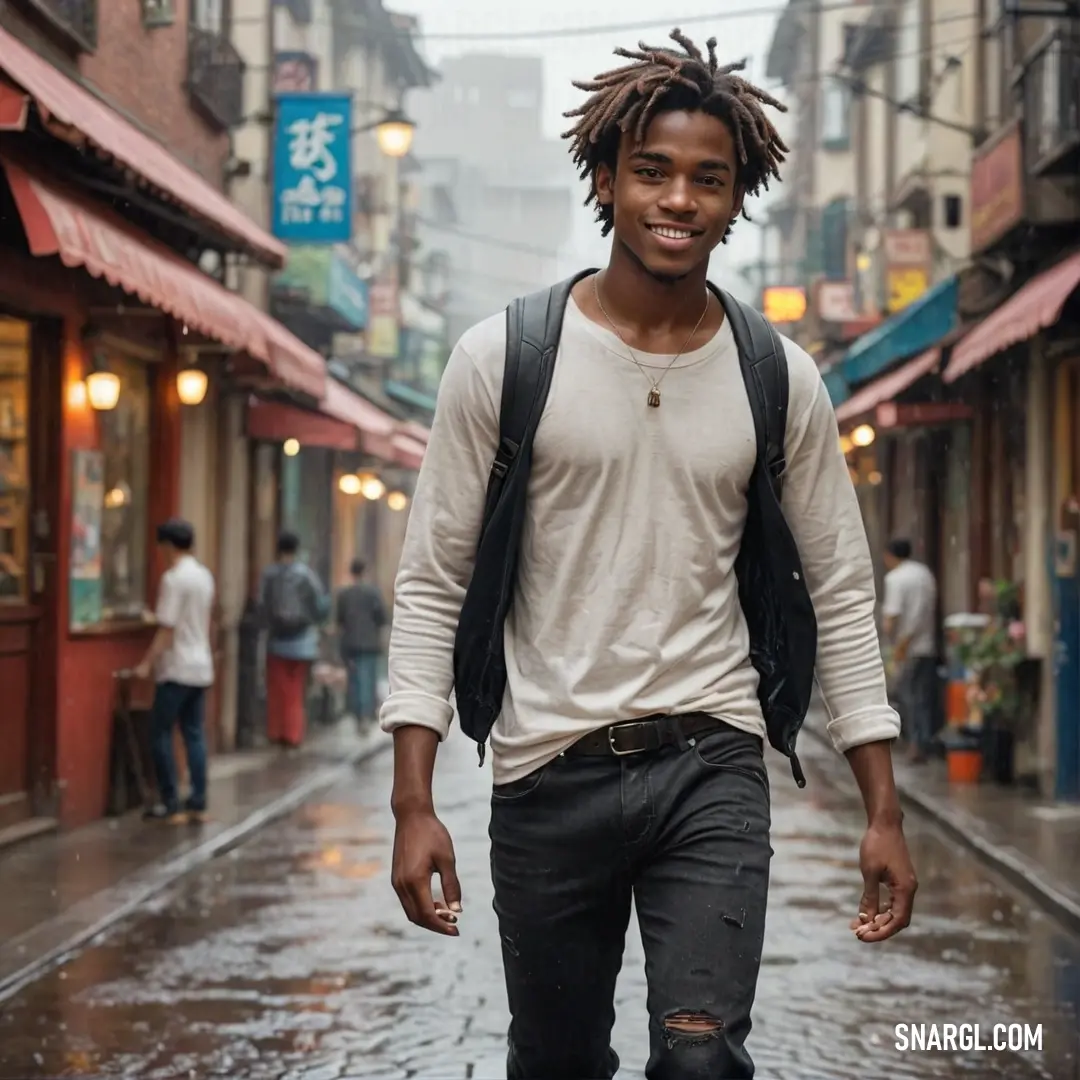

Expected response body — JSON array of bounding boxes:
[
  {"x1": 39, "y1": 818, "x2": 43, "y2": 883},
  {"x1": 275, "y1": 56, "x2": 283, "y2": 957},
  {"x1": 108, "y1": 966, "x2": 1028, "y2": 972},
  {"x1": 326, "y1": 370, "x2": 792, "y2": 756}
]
[{"x1": 400, "y1": 0, "x2": 790, "y2": 298}]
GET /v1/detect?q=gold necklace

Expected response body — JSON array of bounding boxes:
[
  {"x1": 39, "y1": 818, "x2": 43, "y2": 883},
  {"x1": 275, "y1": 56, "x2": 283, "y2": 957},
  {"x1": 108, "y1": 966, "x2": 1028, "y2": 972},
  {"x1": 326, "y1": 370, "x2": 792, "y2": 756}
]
[{"x1": 593, "y1": 275, "x2": 711, "y2": 408}]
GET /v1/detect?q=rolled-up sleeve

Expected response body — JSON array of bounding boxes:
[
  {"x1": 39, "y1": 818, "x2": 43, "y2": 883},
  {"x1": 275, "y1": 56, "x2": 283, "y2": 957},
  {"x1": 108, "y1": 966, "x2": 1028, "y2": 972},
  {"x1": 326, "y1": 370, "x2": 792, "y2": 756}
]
[
  {"x1": 379, "y1": 335, "x2": 501, "y2": 741},
  {"x1": 781, "y1": 363, "x2": 902, "y2": 754}
]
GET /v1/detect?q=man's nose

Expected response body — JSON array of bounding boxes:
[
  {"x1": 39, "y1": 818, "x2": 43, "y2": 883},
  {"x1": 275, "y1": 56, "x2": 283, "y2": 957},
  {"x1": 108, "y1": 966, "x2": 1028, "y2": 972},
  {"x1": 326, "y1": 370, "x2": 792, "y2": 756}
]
[{"x1": 658, "y1": 178, "x2": 697, "y2": 215}]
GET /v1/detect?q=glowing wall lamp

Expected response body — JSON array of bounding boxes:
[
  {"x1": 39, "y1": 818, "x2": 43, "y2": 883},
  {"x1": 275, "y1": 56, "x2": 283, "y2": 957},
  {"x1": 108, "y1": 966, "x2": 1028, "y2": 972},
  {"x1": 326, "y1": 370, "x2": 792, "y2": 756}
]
[
  {"x1": 338, "y1": 473, "x2": 362, "y2": 496},
  {"x1": 86, "y1": 370, "x2": 121, "y2": 411},
  {"x1": 387, "y1": 490, "x2": 408, "y2": 511},
  {"x1": 374, "y1": 109, "x2": 416, "y2": 158},
  {"x1": 176, "y1": 368, "x2": 208, "y2": 406},
  {"x1": 851, "y1": 423, "x2": 876, "y2": 448},
  {"x1": 283, "y1": 438, "x2": 300, "y2": 457},
  {"x1": 358, "y1": 473, "x2": 386, "y2": 500}
]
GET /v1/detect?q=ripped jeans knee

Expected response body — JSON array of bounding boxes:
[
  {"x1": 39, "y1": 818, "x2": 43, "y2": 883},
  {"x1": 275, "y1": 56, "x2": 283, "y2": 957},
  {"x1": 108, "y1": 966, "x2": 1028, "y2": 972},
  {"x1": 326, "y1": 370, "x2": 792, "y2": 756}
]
[
  {"x1": 662, "y1": 1010, "x2": 724, "y2": 1042},
  {"x1": 647, "y1": 1008, "x2": 752, "y2": 1080}
]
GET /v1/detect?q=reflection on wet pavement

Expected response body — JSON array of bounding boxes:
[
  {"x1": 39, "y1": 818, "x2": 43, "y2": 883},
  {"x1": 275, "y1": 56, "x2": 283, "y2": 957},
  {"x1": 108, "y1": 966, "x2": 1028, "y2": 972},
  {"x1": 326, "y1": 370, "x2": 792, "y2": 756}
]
[{"x1": 1, "y1": 734, "x2": 1078, "y2": 1080}]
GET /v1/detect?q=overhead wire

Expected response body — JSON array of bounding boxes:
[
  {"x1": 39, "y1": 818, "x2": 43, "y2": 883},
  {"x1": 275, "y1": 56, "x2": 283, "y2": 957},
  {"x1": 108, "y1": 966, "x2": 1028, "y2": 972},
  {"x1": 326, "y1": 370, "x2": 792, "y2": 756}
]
[{"x1": 234, "y1": 3, "x2": 878, "y2": 41}]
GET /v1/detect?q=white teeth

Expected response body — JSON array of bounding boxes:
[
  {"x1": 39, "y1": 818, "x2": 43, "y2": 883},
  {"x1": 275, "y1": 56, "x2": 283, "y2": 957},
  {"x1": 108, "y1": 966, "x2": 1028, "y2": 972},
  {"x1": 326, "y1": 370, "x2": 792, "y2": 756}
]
[{"x1": 651, "y1": 226, "x2": 694, "y2": 240}]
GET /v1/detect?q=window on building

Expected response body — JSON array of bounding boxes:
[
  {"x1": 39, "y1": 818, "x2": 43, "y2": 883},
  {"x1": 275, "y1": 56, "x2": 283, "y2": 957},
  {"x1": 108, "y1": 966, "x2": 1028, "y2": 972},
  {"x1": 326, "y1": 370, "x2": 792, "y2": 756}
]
[
  {"x1": 820, "y1": 198, "x2": 851, "y2": 279},
  {"x1": 0, "y1": 318, "x2": 29, "y2": 605},
  {"x1": 98, "y1": 356, "x2": 151, "y2": 621},
  {"x1": 142, "y1": 0, "x2": 176, "y2": 26},
  {"x1": 821, "y1": 80, "x2": 851, "y2": 148},
  {"x1": 192, "y1": 0, "x2": 225, "y2": 33},
  {"x1": 944, "y1": 194, "x2": 963, "y2": 229}
]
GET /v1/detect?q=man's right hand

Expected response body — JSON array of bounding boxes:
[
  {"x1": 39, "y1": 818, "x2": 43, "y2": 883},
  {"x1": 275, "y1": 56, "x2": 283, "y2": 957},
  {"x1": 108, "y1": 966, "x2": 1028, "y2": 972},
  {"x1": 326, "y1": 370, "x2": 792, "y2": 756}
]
[{"x1": 391, "y1": 809, "x2": 462, "y2": 936}]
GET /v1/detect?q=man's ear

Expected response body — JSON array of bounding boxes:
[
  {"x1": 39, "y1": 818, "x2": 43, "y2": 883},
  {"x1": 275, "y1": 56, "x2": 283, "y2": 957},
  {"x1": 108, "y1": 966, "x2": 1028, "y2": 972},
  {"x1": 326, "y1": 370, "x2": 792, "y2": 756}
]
[
  {"x1": 731, "y1": 185, "x2": 746, "y2": 223},
  {"x1": 595, "y1": 162, "x2": 616, "y2": 207}
]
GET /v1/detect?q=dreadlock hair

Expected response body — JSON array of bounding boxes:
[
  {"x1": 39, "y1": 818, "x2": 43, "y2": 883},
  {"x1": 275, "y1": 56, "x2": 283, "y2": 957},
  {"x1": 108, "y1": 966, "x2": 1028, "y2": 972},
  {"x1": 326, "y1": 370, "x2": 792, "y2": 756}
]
[{"x1": 562, "y1": 28, "x2": 789, "y2": 242}]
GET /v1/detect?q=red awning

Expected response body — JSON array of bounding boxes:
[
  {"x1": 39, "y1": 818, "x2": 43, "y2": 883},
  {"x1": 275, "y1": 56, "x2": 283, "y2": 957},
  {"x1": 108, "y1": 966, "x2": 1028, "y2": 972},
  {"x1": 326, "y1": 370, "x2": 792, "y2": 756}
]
[
  {"x1": 835, "y1": 347, "x2": 941, "y2": 423},
  {"x1": 944, "y1": 250, "x2": 1080, "y2": 383},
  {"x1": 0, "y1": 26, "x2": 285, "y2": 267},
  {"x1": 321, "y1": 379, "x2": 397, "y2": 440},
  {"x1": 247, "y1": 397, "x2": 359, "y2": 451},
  {"x1": 401, "y1": 419, "x2": 430, "y2": 445},
  {"x1": 390, "y1": 432, "x2": 426, "y2": 470},
  {"x1": 0, "y1": 80, "x2": 28, "y2": 130},
  {"x1": 2, "y1": 157, "x2": 325, "y2": 399}
]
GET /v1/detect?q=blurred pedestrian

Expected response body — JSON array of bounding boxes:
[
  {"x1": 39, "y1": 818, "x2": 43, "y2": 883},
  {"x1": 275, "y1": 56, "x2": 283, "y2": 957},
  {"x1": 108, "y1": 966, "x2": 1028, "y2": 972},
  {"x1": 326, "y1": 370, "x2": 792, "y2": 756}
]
[
  {"x1": 883, "y1": 538, "x2": 939, "y2": 763},
  {"x1": 135, "y1": 518, "x2": 215, "y2": 825},
  {"x1": 383, "y1": 27, "x2": 915, "y2": 1080},
  {"x1": 259, "y1": 531, "x2": 328, "y2": 749},
  {"x1": 336, "y1": 558, "x2": 387, "y2": 726}
]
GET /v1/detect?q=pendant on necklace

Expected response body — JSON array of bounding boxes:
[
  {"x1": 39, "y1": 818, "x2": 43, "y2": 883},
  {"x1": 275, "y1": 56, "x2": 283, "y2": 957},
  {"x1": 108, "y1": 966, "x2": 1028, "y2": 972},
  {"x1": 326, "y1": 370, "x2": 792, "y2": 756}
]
[{"x1": 647, "y1": 387, "x2": 661, "y2": 408}]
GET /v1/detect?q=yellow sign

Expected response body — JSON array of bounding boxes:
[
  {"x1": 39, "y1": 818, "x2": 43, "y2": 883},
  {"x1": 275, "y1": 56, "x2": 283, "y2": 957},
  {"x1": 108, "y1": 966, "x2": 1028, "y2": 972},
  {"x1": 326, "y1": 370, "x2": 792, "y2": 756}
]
[
  {"x1": 887, "y1": 268, "x2": 928, "y2": 313},
  {"x1": 762, "y1": 286, "x2": 807, "y2": 324},
  {"x1": 368, "y1": 314, "x2": 399, "y2": 359}
]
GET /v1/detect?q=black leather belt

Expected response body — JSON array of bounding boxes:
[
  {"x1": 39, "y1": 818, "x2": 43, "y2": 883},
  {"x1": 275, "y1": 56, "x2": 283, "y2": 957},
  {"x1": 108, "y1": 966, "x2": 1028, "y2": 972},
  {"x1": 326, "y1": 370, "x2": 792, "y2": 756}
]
[{"x1": 564, "y1": 713, "x2": 729, "y2": 758}]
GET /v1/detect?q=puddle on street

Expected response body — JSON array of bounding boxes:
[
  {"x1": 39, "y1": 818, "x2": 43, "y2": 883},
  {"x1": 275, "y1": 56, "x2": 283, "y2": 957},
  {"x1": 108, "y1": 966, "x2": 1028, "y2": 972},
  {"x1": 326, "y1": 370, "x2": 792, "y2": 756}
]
[{"x1": 0, "y1": 741, "x2": 1077, "y2": 1080}]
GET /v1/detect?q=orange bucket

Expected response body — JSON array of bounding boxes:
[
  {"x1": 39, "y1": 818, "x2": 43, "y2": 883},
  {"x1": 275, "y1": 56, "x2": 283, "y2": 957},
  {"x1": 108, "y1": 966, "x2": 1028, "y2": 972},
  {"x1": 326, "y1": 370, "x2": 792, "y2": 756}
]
[
  {"x1": 947, "y1": 748, "x2": 982, "y2": 784},
  {"x1": 946, "y1": 681, "x2": 969, "y2": 723}
]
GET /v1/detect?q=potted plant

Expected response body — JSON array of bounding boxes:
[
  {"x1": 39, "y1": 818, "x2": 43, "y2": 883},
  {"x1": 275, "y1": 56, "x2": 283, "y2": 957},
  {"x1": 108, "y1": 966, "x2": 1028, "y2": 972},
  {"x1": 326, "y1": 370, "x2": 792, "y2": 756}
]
[{"x1": 953, "y1": 580, "x2": 1026, "y2": 784}]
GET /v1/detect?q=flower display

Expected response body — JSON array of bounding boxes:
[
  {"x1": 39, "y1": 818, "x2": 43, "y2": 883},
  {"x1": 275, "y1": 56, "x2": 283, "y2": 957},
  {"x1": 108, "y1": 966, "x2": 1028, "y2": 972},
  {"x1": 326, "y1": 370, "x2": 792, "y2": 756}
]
[{"x1": 945, "y1": 580, "x2": 1026, "y2": 728}]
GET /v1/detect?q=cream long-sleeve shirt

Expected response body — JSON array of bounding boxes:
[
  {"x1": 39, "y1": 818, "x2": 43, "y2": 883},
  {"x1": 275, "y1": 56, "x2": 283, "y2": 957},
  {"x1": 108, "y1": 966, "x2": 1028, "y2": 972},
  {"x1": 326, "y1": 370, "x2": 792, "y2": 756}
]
[{"x1": 379, "y1": 297, "x2": 901, "y2": 784}]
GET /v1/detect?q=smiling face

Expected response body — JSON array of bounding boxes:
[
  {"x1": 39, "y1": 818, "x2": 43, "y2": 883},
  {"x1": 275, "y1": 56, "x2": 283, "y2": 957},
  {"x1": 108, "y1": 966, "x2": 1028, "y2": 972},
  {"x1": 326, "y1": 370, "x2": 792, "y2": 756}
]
[{"x1": 595, "y1": 108, "x2": 745, "y2": 282}]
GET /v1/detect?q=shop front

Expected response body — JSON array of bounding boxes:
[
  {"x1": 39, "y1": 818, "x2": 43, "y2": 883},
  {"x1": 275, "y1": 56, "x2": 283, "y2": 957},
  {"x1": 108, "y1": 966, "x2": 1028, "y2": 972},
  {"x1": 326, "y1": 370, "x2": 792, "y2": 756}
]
[
  {"x1": 0, "y1": 31, "x2": 331, "y2": 832},
  {"x1": 944, "y1": 248, "x2": 1080, "y2": 797},
  {"x1": 0, "y1": 245, "x2": 189, "y2": 832}
]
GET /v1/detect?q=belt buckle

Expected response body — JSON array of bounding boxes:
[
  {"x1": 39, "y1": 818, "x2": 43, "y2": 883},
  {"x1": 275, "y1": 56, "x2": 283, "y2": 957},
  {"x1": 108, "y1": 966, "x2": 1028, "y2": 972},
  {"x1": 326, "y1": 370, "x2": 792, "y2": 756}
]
[{"x1": 608, "y1": 721, "x2": 649, "y2": 756}]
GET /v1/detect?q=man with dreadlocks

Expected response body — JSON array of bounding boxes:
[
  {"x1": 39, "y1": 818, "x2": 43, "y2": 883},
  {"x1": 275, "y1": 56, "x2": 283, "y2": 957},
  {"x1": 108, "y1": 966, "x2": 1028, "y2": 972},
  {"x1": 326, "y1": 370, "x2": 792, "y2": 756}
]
[{"x1": 383, "y1": 28, "x2": 915, "y2": 1079}]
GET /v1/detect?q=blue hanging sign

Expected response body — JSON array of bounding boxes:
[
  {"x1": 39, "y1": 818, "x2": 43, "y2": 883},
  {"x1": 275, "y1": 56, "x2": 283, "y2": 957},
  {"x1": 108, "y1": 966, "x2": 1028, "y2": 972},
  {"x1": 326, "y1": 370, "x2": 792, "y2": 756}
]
[{"x1": 272, "y1": 92, "x2": 353, "y2": 243}]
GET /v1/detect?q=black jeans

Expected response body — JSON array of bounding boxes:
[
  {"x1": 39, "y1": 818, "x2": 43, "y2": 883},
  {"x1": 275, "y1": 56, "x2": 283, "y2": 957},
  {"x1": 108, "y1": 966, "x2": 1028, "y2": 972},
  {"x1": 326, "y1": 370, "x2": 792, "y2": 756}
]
[
  {"x1": 489, "y1": 717, "x2": 772, "y2": 1080},
  {"x1": 150, "y1": 682, "x2": 208, "y2": 813}
]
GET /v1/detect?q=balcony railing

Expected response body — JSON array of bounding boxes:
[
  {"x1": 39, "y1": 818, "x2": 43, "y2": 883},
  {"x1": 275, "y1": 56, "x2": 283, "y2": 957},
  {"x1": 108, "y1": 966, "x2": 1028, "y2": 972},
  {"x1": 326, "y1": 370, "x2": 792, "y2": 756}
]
[
  {"x1": 1022, "y1": 29, "x2": 1080, "y2": 176},
  {"x1": 187, "y1": 24, "x2": 245, "y2": 130},
  {"x1": 24, "y1": 0, "x2": 97, "y2": 50}
]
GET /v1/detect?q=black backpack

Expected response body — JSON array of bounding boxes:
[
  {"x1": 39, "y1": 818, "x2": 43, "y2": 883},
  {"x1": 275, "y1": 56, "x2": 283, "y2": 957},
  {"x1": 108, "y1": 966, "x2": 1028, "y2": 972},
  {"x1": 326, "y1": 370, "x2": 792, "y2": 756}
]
[{"x1": 452, "y1": 269, "x2": 818, "y2": 787}]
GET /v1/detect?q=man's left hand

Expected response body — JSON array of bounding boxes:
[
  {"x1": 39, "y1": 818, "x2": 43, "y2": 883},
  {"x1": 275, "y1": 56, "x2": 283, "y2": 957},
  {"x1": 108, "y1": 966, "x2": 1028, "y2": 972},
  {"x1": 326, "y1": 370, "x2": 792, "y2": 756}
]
[
  {"x1": 133, "y1": 661, "x2": 152, "y2": 681},
  {"x1": 850, "y1": 820, "x2": 918, "y2": 943}
]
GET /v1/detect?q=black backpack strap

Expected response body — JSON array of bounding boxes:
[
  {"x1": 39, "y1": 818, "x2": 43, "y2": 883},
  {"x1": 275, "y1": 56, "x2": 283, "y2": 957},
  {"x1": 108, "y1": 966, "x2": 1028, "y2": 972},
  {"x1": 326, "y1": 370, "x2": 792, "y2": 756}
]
[
  {"x1": 712, "y1": 286, "x2": 789, "y2": 499},
  {"x1": 479, "y1": 269, "x2": 599, "y2": 541}
]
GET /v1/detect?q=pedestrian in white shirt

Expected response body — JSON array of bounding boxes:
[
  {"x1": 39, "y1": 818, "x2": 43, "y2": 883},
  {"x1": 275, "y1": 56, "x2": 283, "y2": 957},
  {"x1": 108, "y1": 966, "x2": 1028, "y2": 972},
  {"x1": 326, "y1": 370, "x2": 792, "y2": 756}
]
[
  {"x1": 882, "y1": 538, "x2": 940, "y2": 763},
  {"x1": 135, "y1": 518, "x2": 216, "y2": 824}
]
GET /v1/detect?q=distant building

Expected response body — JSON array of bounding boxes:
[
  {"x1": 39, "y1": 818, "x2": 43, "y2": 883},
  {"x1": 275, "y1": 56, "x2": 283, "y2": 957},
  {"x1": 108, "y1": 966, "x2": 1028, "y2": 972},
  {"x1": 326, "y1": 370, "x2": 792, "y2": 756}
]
[{"x1": 409, "y1": 53, "x2": 576, "y2": 342}]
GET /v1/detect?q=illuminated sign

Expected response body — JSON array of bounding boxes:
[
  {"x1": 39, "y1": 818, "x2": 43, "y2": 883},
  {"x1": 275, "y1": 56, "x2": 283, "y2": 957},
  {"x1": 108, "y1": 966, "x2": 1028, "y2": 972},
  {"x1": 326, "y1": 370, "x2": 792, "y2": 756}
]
[
  {"x1": 887, "y1": 267, "x2": 930, "y2": 313},
  {"x1": 762, "y1": 286, "x2": 807, "y2": 324}
]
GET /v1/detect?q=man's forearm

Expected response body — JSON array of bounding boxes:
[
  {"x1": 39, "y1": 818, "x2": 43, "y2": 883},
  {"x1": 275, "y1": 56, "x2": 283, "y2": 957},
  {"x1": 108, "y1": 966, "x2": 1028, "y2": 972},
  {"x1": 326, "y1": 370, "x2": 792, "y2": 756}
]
[
  {"x1": 140, "y1": 627, "x2": 172, "y2": 668},
  {"x1": 844, "y1": 740, "x2": 903, "y2": 827},
  {"x1": 391, "y1": 725, "x2": 441, "y2": 819}
]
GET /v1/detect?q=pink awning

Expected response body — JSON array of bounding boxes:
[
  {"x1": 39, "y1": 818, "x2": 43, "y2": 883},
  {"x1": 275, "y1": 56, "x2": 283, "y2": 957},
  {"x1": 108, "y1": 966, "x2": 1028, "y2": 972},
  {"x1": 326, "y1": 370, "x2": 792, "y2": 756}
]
[
  {"x1": 401, "y1": 419, "x2": 430, "y2": 445},
  {"x1": 390, "y1": 432, "x2": 426, "y2": 470},
  {"x1": 835, "y1": 347, "x2": 941, "y2": 423},
  {"x1": 944, "y1": 250, "x2": 1080, "y2": 383},
  {"x1": 246, "y1": 397, "x2": 358, "y2": 451},
  {"x1": 321, "y1": 379, "x2": 397, "y2": 440},
  {"x1": 0, "y1": 27, "x2": 285, "y2": 266},
  {"x1": 3, "y1": 157, "x2": 325, "y2": 398}
]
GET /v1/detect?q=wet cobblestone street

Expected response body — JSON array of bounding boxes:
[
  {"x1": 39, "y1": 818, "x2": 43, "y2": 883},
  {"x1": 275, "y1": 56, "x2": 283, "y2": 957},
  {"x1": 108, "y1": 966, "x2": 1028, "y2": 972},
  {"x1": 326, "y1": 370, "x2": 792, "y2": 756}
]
[{"x1": 2, "y1": 732, "x2": 1079, "y2": 1080}]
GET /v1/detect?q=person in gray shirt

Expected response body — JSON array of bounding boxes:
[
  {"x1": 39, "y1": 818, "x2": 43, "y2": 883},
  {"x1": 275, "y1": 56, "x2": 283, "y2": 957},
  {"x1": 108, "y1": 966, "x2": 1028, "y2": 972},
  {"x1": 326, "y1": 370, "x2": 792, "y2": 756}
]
[
  {"x1": 259, "y1": 531, "x2": 330, "y2": 747},
  {"x1": 336, "y1": 558, "x2": 388, "y2": 725}
]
